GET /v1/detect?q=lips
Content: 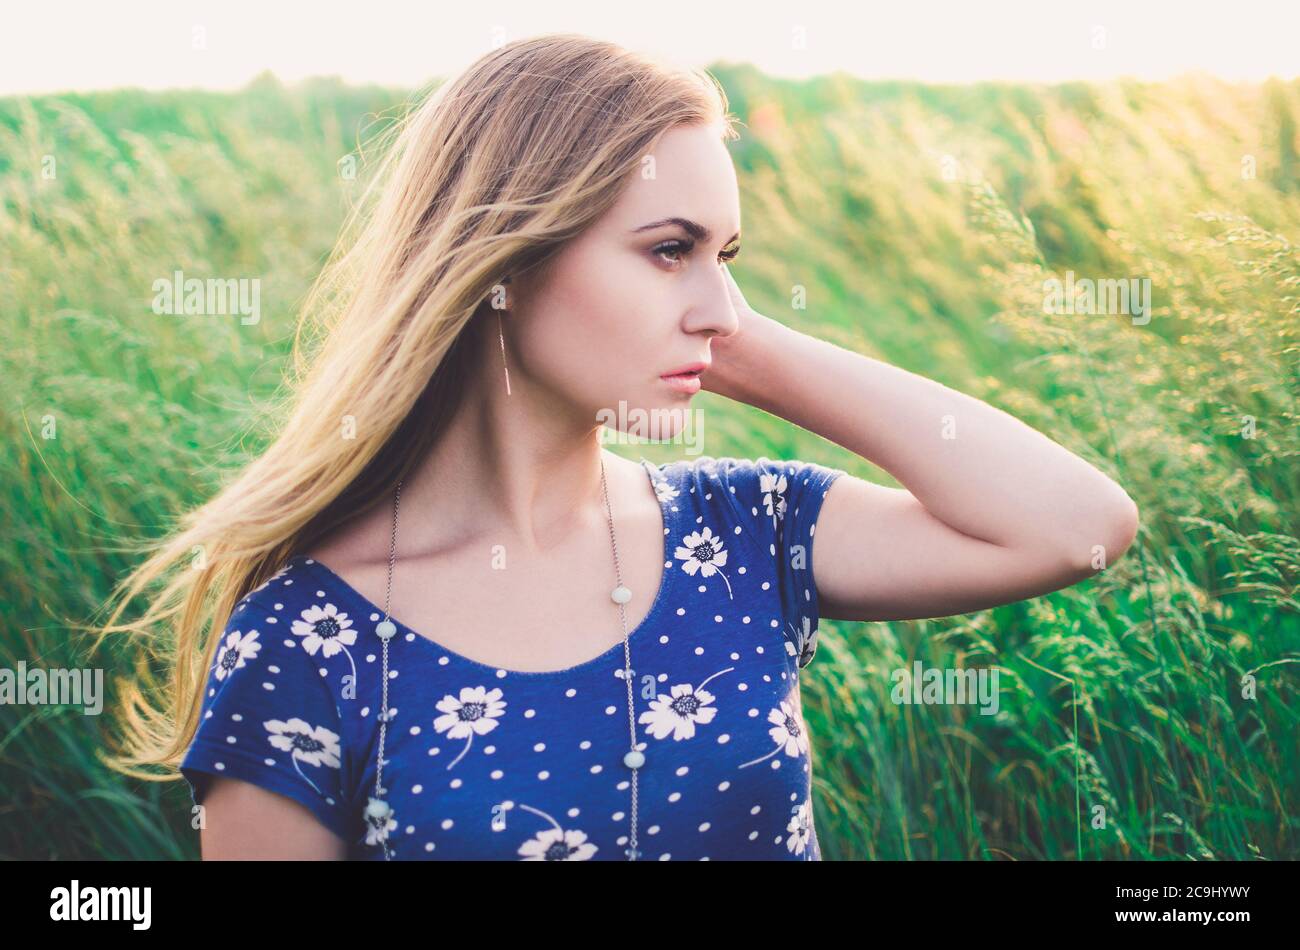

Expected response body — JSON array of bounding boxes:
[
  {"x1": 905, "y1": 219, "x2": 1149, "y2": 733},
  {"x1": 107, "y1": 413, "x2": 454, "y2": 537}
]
[{"x1": 660, "y1": 361, "x2": 710, "y2": 379}]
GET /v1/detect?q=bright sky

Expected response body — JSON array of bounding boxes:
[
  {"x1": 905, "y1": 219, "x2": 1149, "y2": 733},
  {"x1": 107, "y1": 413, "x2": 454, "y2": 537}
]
[{"x1": 2, "y1": 0, "x2": 1296, "y2": 96}]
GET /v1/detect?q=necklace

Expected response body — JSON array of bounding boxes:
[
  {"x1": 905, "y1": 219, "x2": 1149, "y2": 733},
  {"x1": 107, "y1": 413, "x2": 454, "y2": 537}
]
[{"x1": 362, "y1": 453, "x2": 644, "y2": 860}]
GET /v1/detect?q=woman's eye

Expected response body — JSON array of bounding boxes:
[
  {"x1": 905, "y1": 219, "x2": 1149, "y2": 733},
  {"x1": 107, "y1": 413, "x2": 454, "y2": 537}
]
[
  {"x1": 654, "y1": 240, "x2": 742, "y2": 268},
  {"x1": 654, "y1": 240, "x2": 690, "y2": 266}
]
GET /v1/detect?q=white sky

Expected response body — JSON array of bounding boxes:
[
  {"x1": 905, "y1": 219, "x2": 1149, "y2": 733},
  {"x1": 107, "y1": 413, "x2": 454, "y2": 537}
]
[{"x1": 1, "y1": 0, "x2": 1296, "y2": 96}]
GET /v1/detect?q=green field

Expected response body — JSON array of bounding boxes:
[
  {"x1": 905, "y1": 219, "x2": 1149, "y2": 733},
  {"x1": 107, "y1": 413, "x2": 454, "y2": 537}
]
[{"x1": 1, "y1": 69, "x2": 1296, "y2": 859}]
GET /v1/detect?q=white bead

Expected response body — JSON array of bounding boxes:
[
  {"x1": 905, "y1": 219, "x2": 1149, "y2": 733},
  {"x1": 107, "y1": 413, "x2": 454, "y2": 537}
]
[
  {"x1": 375, "y1": 620, "x2": 397, "y2": 640},
  {"x1": 623, "y1": 749, "x2": 645, "y2": 769},
  {"x1": 611, "y1": 585, "x2": 632, "y2": 604}
]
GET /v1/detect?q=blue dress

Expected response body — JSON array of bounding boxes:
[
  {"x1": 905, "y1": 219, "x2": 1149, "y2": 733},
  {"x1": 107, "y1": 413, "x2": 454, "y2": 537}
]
[{"x1": 181, "y1": 455, "x2": 845, "y2": 860}]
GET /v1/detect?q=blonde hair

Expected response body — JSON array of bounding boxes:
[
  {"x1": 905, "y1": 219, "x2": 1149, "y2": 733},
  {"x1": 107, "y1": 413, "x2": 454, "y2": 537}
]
[{"x1": 98, "y1": 33, "x2": 739, "y2": 783}]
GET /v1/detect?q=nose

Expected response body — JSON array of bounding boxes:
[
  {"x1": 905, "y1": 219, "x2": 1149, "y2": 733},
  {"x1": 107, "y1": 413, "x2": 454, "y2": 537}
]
[{"x1": 681, "y1": 266, "x2": 742, "y2": 338}]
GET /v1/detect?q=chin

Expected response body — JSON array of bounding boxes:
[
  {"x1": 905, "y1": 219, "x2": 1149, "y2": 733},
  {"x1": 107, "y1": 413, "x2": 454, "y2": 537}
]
[{"x1": 593, "y1": 396, "x2": 691, "y2": 444}]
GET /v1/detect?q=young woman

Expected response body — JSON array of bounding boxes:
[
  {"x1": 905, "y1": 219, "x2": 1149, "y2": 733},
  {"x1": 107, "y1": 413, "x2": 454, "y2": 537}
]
[{"x1": 103, "y1": 34, "x2": 1138, "y2": 861}]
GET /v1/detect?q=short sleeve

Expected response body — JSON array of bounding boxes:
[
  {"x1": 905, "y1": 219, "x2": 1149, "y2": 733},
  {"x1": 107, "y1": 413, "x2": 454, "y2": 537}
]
[
  {"x1": 747, "y1": 457, "x2": 846, "y2": 672},
  {"x1": 180, "y1": 591, "x2": 354, "y2": 843}
]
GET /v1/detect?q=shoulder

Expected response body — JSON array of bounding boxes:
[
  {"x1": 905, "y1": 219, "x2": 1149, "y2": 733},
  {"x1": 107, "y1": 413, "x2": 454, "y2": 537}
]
[
  {"x1": 239, "y1": 555, "x2": 367, "y2": 658},
  {"x1": 218, "y1": 556, "x2": 360, "y2": 693},
  {"x1": 185, "y1": 560, "x2": 357, "y2": 841},
  {"x1": 654, "y1": 454, "x2": 758, "y2": 489},
  {"x1": 198, "y1": 558, "x2": 358, "y2": 746},
  {"x1": 657, "y1": 455, "x2": 846, "y2": 562},
  {"x1": 211, "y1": 559, "x2": 331, "y2": 682},
  {"x1": 658, "y1": 455, "x2": 845, "y2": 505},
  {"x1": 243, "y1": 555, "x2": 315, "y2": 604}
]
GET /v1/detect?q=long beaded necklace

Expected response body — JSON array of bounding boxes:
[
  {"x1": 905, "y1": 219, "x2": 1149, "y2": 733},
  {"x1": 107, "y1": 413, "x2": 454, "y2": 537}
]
[{"x1": 362, "y1": 452, "x2": 644, "y2": 860}]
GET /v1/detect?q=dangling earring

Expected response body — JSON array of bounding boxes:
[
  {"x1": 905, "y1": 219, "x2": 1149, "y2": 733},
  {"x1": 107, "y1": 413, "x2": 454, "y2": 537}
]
[{"x1": 497, "y1": 279, "x2": 512, "y2": 396}]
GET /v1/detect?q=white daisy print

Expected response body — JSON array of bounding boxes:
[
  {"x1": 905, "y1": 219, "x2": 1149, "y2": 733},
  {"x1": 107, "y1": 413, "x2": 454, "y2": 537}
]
[
  {"x1": 739, "y1": 698, "x2": 809, "y2": 768},
  {"x1": 786, "y1": 798, "x2": 813, "y2": 857},
  {"x1": 675, "y1": 525, "x2": 734, "y2": 599},
  {"x1": 433, "y1": 685, "x2": 507, "y2": 769},
  {"x1": 213, "y1": 629, "x2": 261, "y2": 682},
  {"x1": 264, "y1": 716, "x2": 342, "y2": 797},
  {"x1": 759, "y1": 469, "x2": 789, "y2": 528},
  {"x1": 639, "y1": 667, "x2": 733, "y2": 741},
  {"x1": 515, "y1": 804, "x2": 598, "y2": 861},
  {"x1": 652, "y1": 475, "x2": 680, "y2": 504},
  {"x1": 785, "y1": 616, "x2": 818, "y2": 670},
  {"x1": 292, "y1": 602, "x2": 357, "y2": 682}
]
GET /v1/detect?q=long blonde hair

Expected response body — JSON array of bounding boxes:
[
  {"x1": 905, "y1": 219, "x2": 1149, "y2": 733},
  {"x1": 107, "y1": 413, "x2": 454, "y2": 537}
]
[{"x1": 98, "y1": 33, "x2": 739, "y2": 782}]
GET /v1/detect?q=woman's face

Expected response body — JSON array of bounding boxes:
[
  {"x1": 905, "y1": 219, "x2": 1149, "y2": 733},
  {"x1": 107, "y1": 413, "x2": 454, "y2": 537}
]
[{"x1": 507, "y1": 121, "x2": 742, "y2": 442}]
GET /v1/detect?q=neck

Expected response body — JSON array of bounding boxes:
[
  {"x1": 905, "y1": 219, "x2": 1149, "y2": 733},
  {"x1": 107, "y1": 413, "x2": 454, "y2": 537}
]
[{"x1": 396, "y1": 335, "x2": 622, "y2": 557}]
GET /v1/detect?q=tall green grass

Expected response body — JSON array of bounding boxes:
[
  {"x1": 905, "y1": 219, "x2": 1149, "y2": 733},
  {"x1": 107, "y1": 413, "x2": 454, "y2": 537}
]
[{"x1": 1, "y1": 70, "x2": 1295, "y2": 859}]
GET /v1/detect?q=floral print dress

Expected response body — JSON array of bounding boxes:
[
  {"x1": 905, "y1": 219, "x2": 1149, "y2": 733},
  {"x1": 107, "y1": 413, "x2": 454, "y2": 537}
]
[{"x1": 181, "y1": 455, "x2": 845, "y2": 860}]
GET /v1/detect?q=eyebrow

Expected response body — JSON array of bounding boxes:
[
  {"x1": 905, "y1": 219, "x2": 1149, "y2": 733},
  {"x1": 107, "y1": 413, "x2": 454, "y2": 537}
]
[{"x1": 631, "y1": 217, "x2": 740, "y2": 245}]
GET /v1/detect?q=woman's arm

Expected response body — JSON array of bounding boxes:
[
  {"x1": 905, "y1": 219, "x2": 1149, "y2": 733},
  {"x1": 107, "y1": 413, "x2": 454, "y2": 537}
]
[
  {"x1": 706, "y1": 266, "x2": 1139, "y2": 623},
  {"x1": 199, "y1": 776, "x2": 348, "y2": 860}
]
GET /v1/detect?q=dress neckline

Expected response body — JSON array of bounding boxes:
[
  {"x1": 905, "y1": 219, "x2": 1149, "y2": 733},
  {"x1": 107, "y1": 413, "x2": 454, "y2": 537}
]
[{"x1": 289, "y1": 457, "x2": 677, "y2": 679}]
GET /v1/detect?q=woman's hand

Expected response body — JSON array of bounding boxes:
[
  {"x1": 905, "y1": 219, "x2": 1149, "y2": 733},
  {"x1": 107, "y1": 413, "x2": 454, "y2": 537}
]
[
  {"x1": 703, "y1": 264, "x2": 788, "y2": 401},
  {"x1": 720, "y1": 263, "x2": 754, "y2": 320}
]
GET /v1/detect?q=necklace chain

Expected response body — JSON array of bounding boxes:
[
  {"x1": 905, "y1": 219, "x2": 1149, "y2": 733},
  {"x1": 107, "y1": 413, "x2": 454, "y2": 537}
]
[{"x1": 367, "y1": 454, "x2": 641, "y2": 860}]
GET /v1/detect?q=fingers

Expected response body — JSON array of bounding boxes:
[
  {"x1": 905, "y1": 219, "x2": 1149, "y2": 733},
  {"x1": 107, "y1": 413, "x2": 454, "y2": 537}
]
[{"x1": 722, "y1": 263, "x2": 746, "y2": 308}]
